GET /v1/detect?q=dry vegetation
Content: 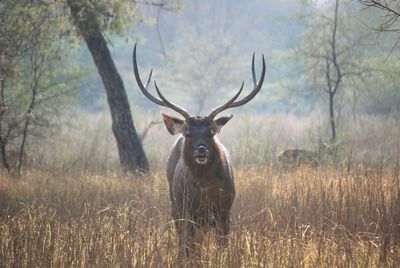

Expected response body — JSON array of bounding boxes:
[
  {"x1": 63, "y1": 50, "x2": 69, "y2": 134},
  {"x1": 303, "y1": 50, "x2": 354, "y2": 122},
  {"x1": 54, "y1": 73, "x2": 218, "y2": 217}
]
[
  {"x1": 1, "y1": 112, "x2": 400, "y2": 267},
  {"x1": 0, "y1": 165, "x2": 399, "y2": 267},
  {"x1": 29, "y1": 112, "x2": 400, "y2": 172}
]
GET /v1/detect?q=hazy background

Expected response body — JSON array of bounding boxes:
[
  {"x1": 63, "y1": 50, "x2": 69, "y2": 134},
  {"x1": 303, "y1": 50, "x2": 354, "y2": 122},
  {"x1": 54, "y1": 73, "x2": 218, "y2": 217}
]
[
  {"x1": 67, "y1": 0, "x2": 400, "y2": 171},
  {"x1": 2, "y1": 0, "x2": 400, "y2": 173}
]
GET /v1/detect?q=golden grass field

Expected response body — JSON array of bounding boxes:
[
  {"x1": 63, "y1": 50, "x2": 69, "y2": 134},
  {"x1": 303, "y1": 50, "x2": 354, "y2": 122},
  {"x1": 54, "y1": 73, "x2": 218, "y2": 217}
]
[
  {"x1": 0, "y1": 113, "x2": 399, "y2": 267},
  {"x1": 1, "y1": 164, "x2": 399, "y2": 267}
]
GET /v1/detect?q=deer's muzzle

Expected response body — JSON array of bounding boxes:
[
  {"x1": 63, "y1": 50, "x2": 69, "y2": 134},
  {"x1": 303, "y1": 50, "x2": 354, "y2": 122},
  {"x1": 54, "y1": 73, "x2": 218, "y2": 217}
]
[{"x1": 194, "y1": 144, "x2": 209, "y2": 165}]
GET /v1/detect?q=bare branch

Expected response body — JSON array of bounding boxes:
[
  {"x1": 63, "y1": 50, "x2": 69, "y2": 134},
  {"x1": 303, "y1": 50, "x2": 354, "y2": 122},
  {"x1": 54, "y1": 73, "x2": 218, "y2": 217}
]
[
  {"x1": 156, "y1": 5, "x2": 166, "y2": 57},
  {"x1": 360, "y1": 0, "x2": 400, "y2": 18},
  {"x1": 133, "y1": 0, "x2": 178, "y2": 13},
  {"x1": 359, "y1": 0, "x2": 400, "y2": 32},
  {"x1": 139, "y1": 120, "x2": 162, "y2": 142}
]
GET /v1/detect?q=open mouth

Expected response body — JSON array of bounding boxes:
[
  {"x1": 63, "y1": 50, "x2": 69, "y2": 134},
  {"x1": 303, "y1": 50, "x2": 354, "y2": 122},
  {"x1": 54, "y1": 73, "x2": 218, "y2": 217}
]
[{"x1": 195, "y1": 154, "x2": 208, "y2": 164}]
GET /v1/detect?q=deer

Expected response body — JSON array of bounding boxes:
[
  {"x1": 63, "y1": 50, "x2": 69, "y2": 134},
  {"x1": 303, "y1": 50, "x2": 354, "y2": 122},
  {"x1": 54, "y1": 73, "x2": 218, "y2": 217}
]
[
  {"x1": 277, "y1": 141, "x2": 338, "y2": 169},
  {"x1": 278, "y1": 148, "x2": 320, "y2": 169},
  {"x1": 132, "y1": 44, "x2": 266, "y2": 255}
]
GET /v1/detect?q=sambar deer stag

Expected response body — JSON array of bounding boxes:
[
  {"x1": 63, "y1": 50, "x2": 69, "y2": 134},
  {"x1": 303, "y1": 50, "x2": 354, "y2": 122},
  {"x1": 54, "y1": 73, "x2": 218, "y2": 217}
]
[{"x1": 133, "y1": 44, "x2": 266, "y2": 255}]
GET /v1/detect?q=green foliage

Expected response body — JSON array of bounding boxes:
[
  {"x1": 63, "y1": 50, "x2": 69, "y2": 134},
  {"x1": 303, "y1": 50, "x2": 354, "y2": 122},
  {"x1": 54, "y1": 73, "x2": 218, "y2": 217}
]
[
  {"x1": 64, "y1": 0, "x2": 181, "y2": 42},
  {"x1": 71, "y1": 0, "x2": 140, "y2": 36},
  {"x1": 0, "y1": 0, "x2": 86, "y2": 173}
]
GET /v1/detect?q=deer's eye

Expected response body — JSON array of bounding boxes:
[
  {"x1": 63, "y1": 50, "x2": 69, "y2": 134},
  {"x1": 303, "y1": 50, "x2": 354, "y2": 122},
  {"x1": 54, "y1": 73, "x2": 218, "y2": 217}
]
[{"x1": 185, "y1": 132, "x2": 192, "y2": 139}]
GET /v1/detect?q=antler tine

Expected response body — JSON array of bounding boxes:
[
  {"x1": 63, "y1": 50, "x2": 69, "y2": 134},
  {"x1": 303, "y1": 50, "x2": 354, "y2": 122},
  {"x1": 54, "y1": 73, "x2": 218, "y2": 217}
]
[
  {"x1": 207, "y1": 53, "x2": 266, "y2": 118},
  {"x1": 252, "y1": 52, "x2": 257, "y2": 87},
  {"x1": 154, "y1": 81, "x2": 191, "y2": 119},
  {"x1": 144, "y1": 69, "x2": 153, "y2": 89},
  {"x1": 133, "y1": 44, "x2": 191, "y2": 118},
  {"x1": 133, "y1": 44, "x2": 165, "y2": 106},
  {"x1": 133, "y1": 44, "x2": 167, "y2": 106},
  {"x1": 208, "y1": 81, "x2": 244, "y2": 119},
  {"x1": 229, "y1": 54, "x2": 266, "y2": 108}
]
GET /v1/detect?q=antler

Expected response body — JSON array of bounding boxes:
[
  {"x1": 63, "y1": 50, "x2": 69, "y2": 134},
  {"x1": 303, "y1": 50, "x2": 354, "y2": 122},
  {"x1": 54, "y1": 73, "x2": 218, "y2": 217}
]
[
  {"x1": 133, "y1": 44, "x2": 266, "y2": 120},
  {"x1": 208, "y1": 82, "x2": 244, "y2": 118},
  {"x1": 208, "y1": 53, "x2": 266, "y2": 118},
  {"x1": 133, "y1": 44, "x2": 191, "y2": 119}
]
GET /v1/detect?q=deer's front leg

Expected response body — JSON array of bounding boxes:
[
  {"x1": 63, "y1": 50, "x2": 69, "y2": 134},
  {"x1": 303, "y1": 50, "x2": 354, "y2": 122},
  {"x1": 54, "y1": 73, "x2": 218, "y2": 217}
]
[{"x1": 217, "y1": 211, "x2": 230, "y2": 248}]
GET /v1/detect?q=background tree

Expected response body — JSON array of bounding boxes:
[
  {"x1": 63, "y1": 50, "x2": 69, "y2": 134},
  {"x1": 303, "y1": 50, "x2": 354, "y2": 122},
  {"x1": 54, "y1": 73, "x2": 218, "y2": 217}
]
[
  {"x1": 0, "y1": 0, "x2": 83, "y2": 176},
  {"x1": 298, "y1": 0, "x2": 373, "y2": 142},
  {"x1": 66, "y1": 0, "x2": 181, "y2": 174},
  {"x1": 66, "y1": 0, "x2": 149, "y2": 174},
  {"x1": 359, "y1": 1, "x2": 400, "y2": 53},
  {"x1": 359, "y1": 1, "x2": 400, "y2": 32},
  {"x1": 158, "y1": 33, "x2": 242, "y2": 115}
]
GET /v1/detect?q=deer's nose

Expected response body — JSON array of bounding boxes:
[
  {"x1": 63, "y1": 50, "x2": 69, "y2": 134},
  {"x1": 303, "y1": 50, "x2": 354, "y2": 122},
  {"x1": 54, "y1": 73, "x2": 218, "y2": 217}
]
[{"x1": 195, "y1": 144, "x2": 208, "y2": 154}]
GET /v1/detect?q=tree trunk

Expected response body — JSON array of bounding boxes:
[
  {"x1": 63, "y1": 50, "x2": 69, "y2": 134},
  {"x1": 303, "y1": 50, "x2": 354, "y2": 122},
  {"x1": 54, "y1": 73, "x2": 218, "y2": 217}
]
[
  {"x1": 0, "y1": 79, "x2": 11, "y2": 173},
  {"x1": 68, "y1": 1, "x2": 149, "y2": 173},
  {"x1": 328, "y1": 0, "x2": 339, "y2": 143},
  {"x1": 329, "y1": 92, "x2": 336, "y2": 142}
]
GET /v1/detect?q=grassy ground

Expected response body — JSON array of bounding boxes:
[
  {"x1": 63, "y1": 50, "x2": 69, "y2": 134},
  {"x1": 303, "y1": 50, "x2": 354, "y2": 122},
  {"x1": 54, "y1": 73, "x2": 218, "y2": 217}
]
[
  {"x1": 2, "y1": 111, "x2": 400, "y2": 267},
  {"x1": 1, "y1": 165, "x2": 399, "y2": 267}
]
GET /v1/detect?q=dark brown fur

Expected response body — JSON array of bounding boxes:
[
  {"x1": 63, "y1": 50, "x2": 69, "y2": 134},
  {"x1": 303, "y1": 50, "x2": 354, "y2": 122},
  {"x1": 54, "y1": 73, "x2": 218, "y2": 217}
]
[
  {"x1": 165, "y1": 116, "x2": 235, "y2": 254},
  {"x1": 132, "y1": 44, "x2": 266, "y2": 256}
]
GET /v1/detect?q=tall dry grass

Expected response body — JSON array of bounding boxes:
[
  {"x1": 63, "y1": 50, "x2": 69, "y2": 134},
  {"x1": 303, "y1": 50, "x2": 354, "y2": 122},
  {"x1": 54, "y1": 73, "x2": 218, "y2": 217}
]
[
  {"x1": 2, "y1": 110, "x2": 399, "y2": 266},
  {"x1": 1, "y1": 166, "x2": 399, "y2": 267}
]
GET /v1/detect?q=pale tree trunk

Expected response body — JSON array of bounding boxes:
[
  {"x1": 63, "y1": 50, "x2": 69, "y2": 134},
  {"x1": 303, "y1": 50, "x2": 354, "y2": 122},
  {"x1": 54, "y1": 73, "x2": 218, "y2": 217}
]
[
  {"x1": 68, "y1": 1, "x2": 149, "y2": 173},
  {"x1": 327, "y1": 0, "x2": 341, "y2": 142},
  {"x1": 328, "y1": 92, "x2": 336, "y2": 142}
]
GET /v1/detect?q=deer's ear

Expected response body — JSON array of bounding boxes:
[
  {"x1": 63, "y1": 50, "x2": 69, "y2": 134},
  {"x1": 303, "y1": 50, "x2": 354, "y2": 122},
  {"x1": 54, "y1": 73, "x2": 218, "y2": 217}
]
[
  {"x1": 213, "y1": 114, "x2": 233, "y2": 133},
  {"x1": 161, "y1": 113, "x2": 184, "y2": 135}
]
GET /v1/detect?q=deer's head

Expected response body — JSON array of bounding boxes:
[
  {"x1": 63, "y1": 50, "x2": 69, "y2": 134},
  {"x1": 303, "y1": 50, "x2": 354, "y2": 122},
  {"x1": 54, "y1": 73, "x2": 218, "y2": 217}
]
[{"x1": 133, "y1": 44, "x2": 266, "y2": 165}]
